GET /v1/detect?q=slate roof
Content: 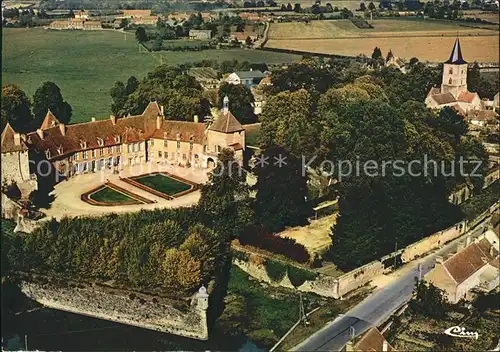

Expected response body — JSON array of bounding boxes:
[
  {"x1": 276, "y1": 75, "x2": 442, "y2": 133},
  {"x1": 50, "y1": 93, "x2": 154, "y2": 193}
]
[
  {"x1": 209, "y1": 110, "x2": 244, "y2": 133},
  {"x1": 354, "y1": 327, "x2": 394, "y2": 352},
  {"x1": 445, "y1": 38, "x2": 467, "y2": 65},
  {"x1": 444, "y1": 239, "x2": 498, "y2": 284},
  {"x1": 234, "y1": 70, "x2": 265, "y2": 79}
]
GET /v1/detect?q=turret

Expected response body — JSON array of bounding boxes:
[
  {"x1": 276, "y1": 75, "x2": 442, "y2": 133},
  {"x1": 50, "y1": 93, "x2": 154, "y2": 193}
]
[
  {"x1": 196, "y1": 285, "x2": 209, "y2": 311},
  {"x1": 223, "y1": 96, "x2": 229, "y2": 114}
]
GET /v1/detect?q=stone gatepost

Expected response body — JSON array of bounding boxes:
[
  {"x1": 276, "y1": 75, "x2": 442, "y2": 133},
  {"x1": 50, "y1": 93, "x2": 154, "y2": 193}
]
[{"x1": 196, "y1": 285, "x2": 209, "y2": 340}]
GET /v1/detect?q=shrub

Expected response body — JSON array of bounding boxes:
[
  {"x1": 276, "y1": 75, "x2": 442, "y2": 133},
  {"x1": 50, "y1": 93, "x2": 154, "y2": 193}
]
[
  {"x1": 264, "y1": 260, "x2": 287, "y2": 282},
  {"x1": 287, "y1": 266, "x2": 317, "y2": 287},
  {"x1": 239, "y1": 224, "x2": 310, "y2": 263}
]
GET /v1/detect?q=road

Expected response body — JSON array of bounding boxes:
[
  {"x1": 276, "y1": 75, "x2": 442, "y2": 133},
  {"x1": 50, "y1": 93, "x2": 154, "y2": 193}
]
[{"x1": 293, "y1": 220, "x2": 490, "y2": 351}]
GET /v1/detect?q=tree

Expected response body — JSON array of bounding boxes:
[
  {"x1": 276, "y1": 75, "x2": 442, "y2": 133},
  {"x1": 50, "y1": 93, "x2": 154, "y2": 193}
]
[
  {"x1": 198, "y1": 149, "x2": 254, "y2": 239},
  {"x1": 119, "y1": 18, "x2": 129, "y2": 28},
  {"x1": 437, "y1": 106, "x2": 468, "y2": 142},
  {"x1": 110, "y1": 81, "x2": 127, "y2": 116},
  {"x1": 135, "y1": 26, "x2": 147, "y2": 43},
  {"x1": 253, "y1": 146, "x2": 311, "y2": 232},
  {"x1": 1, "y1": 85, "x2": 33, "y2": 133},
  {"x1": 360, "y1": 2, "x2": 366, "y2": 10},
  {"x1": 32, "y1": 82, "x2": 72, "y2": 127},
  {"x1": 409, "y1": 281, "x2": 449, "y2": 319},
  {"x1": 409, "y1": 57, "x2": 419, "y2": 66},
  {"x1": 286, "y1": 3, "x2": 293, "y2": 10},
  {"x1": 368, "y1": 1, "x2": 376, "y2": 10},
  {"x1": 371, "y1": 46, "x2": 382, "y2": 60},
  {"x1": 293, "y1": 3, "x2": 302, "y2": 12},
  {"x1": 245, "y1": 36, "x2": 253, "y2": 47},
  {"x1": 125, "y1": 76, "x2": 139, "y2": 95},
  {"x1": 162, "y1": 248, "x2": 201, "y2": 292},
  {"x1": 218, "y1": 82, "x2": 256, "y2": 124}
]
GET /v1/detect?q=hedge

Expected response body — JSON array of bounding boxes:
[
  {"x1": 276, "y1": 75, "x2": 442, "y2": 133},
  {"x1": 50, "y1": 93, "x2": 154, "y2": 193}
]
[
  {"x1": 264, "y1": 260, "x2": 287, "y2": 282},
  {"x1": 287, "y1": 266, "x2": 318, "y2": 287}
]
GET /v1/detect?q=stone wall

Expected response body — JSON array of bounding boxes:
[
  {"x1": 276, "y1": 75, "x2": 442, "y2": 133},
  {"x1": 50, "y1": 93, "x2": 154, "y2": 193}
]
[
  {"x1": 1, "y1": 151, "x2": 37, "y2": 197},
  {"x1": 336, "y1": 260, "x2": 384, "y2": 297},
  {"x1": 401, "y1": 220, "x2": 467, "y2": 263},
  {"x1": 20, "y1": 279, "x2": 209, "y2": 340}
]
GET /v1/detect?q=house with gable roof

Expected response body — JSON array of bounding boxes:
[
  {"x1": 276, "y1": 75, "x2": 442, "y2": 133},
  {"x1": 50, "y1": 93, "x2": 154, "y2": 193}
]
[{"x1": 1, "y1": 98, "x2": 245, "y2": 195}]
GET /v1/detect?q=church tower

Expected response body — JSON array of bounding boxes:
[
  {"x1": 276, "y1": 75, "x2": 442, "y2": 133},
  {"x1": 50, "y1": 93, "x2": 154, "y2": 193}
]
[{"x1": 441, "y1": 38, "x2": 468, "y2": 98}]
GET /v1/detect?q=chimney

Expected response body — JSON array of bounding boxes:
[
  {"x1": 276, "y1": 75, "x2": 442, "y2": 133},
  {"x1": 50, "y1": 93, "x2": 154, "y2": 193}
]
[
  {"x1": 194, "y1": 115, "x2": 199, "y2": 123},
  {"x1": 490, "y1": 246, "x2": 495, "y2": 257},
  {"x1": 59, "y1": 123, "x2": 66, "y2": 136},
  {"x1": 156, "y1": 115, "x2": 162, "y2": 130},
  {"x1": 344, "y1": 341, "x2": 354, "y2": 352},
  {"x1": 160, "y1": 105, "x2": 164, "y2": 116},
  {"x1": 36, "y1": 129, "x2": 44, "y2": 140},
  {"x1": 91, "y1": 117, "x2": 96, "y2": 122},
  {"x1": 466, "y1": 236, "x2": 472, "y2": 247},
  {"x1": 13, "y1": 133, "x2": 21, "y2": 146},
  {"x1": 110, "y1": 115, "x2": 116, "y2": 125},
  {"x1": 436, "y1": 255, "x2": 444, "y2": 264},
  {"x1": 383, "y1": 340, "x2": 389, "y2": 352},
  {"x1": 457, "y1": 241, "x2": 464, "y2": 253}
]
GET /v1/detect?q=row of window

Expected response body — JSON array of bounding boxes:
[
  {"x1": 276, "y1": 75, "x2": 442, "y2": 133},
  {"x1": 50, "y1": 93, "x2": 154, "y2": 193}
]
[
  {"x1": 71, "y1": 157, "x2": 120, "y2": 174},
  {"x1": 127, "y1": 142, "x2": 142, "y2": 153},
  {"x1": 157, "y1": 151, "x2": 200, "y2": 160},
  {"x1": 150, "y1": 139, "x2": 192, "y2": 149},
  {"x1": 69, "y1": 145, "x2": 121, "y2": 161}
]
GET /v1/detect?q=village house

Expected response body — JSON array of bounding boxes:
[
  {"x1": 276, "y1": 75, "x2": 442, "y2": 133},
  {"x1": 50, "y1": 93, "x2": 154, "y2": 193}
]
[
  {"x1": 189, "y1": 29, "x2": 212, "y2": 40},
  {"x1": 425, "y1": 228, "x2": 499, "y2": 304},
  {"x1": 425, "y1": 38, "x2": 498, "y2": 117},
  {"x1": 167, "y1": 12, "x2": 192, "y2": 22},
  {"x1": 1, "y1": 100, "x2": 245, "y2": 197},
  {"x1": 115, "y1": 9, "x2": 158, "y2": 25},
  {"x1": 231, "y1": 31, "x2": 258, "y2": 44},
  {"x1": 226, "y1": 70, "x2": 265, "y2": 87},
  {"x1": 74, "y1": 9, "x2": 90, "y2": 20}
]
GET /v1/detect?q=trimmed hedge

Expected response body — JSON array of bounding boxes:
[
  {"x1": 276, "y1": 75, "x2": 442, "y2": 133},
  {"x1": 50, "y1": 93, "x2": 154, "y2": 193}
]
[
  {"x1": 287, "y1": 266, "x2": 318, "y2": 287},
  {"x1": 264, "y1": 260, "x2": 287, "y2": 282},
  {"x1": 239, "y1": 225, "x2": 310, "y2": 263}
]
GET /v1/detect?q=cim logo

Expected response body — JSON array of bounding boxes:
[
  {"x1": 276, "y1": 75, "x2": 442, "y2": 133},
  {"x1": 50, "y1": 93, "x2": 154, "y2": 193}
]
[{"x1": 444, "y1": 326, "x2": 479, "y2": 340}]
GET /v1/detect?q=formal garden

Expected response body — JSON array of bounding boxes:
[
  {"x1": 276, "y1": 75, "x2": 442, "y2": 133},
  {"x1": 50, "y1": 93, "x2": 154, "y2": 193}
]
[{"x1": 130, "y1": 172, "x2": 194, "y2": 197}]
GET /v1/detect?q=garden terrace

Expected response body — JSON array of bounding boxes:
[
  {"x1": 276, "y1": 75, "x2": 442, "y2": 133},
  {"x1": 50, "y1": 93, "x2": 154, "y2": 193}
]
[
  {"x1": 122, "y1": 172, "x2": 197, "y2": 200},
  {"x1": 82, "y1": 184, "x2": 146, "y2": 206}
]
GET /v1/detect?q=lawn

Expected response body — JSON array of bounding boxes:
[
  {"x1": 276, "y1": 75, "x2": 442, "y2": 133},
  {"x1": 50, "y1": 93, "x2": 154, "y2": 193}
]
[
  {"x1": 133, "y1": 174, "x2": 192, "y2": 196},
  {"x1": 89, "y1": 186, "x2": 136, "y2": 203},
  {"x1": 2, "y1": 28, "x2": 301, "y2": 124}
]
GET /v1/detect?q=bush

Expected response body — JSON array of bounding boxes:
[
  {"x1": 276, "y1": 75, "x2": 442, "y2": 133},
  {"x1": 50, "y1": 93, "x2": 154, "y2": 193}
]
[
  {"x1": 239, "y1": 224, "x2": 310, "y2": 263},
  {"x1": 287, "y1": 266, "x2": 317, "y2": 287},
  {"x1": 264, "y1": 260, "x2": 287, "y2": 282}
]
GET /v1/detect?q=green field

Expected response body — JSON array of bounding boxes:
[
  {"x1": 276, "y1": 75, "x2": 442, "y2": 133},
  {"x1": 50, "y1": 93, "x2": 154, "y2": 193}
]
[
  {"x1": 134, "y1": 174, "x2": 192, "y2": 196},
  {"x1": 89, "y1": 186, "x2": 136, "y2": 203},
  {"x1": 2, "y1": 28, "x2": 300, "y2": 123}
]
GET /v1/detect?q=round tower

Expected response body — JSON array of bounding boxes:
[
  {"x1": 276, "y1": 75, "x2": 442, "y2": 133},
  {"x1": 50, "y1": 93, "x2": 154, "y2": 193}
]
[{"x1": 196, "y1": 285, "x2": 209, "y2": 311}]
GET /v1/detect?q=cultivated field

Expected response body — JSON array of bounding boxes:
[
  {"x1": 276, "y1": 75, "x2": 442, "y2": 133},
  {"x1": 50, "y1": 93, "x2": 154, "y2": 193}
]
[
  {"x1": 2, "y1": 28, "x2": 300, "y2": 123},
  {"x1": 266, "y1": 19, "x2": 499, "y2": 62}
]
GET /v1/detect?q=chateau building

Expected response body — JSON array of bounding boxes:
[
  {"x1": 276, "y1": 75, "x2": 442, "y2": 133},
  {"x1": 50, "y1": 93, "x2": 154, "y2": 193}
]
[
  {"x1": 1, "y1": 99, "x2": 245, "y2": 195},
  {"x1": 425, "y1": 38, "x2": 498, "y2": 119}
]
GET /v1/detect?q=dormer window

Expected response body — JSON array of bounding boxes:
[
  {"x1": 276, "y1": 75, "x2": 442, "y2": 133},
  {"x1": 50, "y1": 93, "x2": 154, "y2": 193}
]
[
  {"x1": 163, "y1": 132, "x2": 168, "y2": 140},
  {"x1": 176, "y1": 133, "x2": 180, "y2": 140},
  {"x1": 97, "y1": 137, "x2": 104, "y2": 146},
  {"x1": 114, "y1": 135, "x2": 120, "y2": 143},
  {"x1": 449, "y1": 68, "x2": 453, "y2": 74},
  {"x1": 57, "y1": 146, "x2": 64, "y2": 155},
  {"x1": 80, "y1": 140, "x2": 87, "y2": 149},
  {"x1": 45, "y1": 149, "x2": 51, "y2": 159}
]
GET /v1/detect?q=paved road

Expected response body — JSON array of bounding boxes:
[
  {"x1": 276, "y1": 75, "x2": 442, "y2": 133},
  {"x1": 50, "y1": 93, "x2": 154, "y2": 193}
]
[{"x1": 293, "y1": 221, "x2": 489, "y2": 351}]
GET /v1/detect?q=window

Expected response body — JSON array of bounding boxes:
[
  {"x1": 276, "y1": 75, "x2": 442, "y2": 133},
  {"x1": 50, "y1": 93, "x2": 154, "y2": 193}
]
[
  {"x1": 132, "y1": 143, "x2": 136, "y2": 152},
  {"x1": 177, "y1": 141, "x2": 180, "y2": 149},
  {"x1": 183, "y1": 154, "x2": 187, "y2": 160},
  {"x1": 150, "y1": 139, "x2": 154, "y2": 146},
  {"x1": 164, "y1": 140, "x2": 168, "y2": 147},
  {"x1": 75, "y1": 152, "x2": 79, "y2": 160},
  {"x1": 190, "y1": 141, "x2": 193, "y2": 150},
  {"x1": 138, "y1": 142, "x2": 141, "y2": 151},
  {"x1": 91, "y1": 149, "x2": 96, "y2": 158},
  {"x1": 116, "y1": 145, "x2": 121, "y2": 153},
  {"x1": 448, "y1": 78, "x2": 452, "y2": 84},
  {"x1": 99, "y1": 148, "x2": 104, "y2": 157},
  {"x1": 194, "y1": 154, "x2": 199, "y2": 159},
  {"x1": 449, "y1": 68, "x2": 453, "y2": 74},
  {"x1": 108, "y1": 146, "x2": 112, "y2": 154},
  {"x1": 158, "y1": 151, "x2": 162, "y2": 158},
  {"x1": 82, "y1": 151, "x2": 88, "y2": 160},
  {"x1": 128, "y1": 144, "x2": 132, "y2": 153},
  {"x1": 164, "y1": 152, "x2": 168, "y2": 159}
]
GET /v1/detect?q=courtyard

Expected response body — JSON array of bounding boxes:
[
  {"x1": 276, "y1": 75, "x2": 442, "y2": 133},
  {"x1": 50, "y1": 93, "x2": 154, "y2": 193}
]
[{"x1": 43, "y1": 162, "x2": 208, "y2": 219}]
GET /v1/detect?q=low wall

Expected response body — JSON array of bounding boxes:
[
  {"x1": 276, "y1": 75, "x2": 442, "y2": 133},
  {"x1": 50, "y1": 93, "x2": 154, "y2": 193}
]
[
  {"x1": 401, "y1": 220, "x2": 467, "y2": 263},
  {"x1": 20, "y1": 279, "x2": 209, "y2": 340},
  {"x1": 336, "y1": 260, "x2": 384, "y2": 297}
]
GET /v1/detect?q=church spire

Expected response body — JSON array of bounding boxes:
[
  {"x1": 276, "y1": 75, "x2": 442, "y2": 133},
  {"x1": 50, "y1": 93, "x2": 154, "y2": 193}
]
[{"x1": 445, "y1": 38, "x2": 467, "y2": 65}]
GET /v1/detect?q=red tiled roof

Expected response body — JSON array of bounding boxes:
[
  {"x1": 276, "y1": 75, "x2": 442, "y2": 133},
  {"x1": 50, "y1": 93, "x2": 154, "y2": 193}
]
[
  {"x1": 354, "y1": 327, "x2": 394, "y2": 352},
  {"x1": 467, "y1": 109, "x2": 498, "y2": 122},
  {"x1": 40, "y1": 110, "x2": 60, "y2": 130},
  {"x1": 210, "y1": 110, "x2": 243, "y2": 133},
  {"x1": 229, "y1": 142, "x2": 243, "y2": 150},
  {"x1": 1, "y1": 123, "x2": 27, "y2": 153},
  {"x1": 457, "y1": 91, "x2": 478, "y2": 103},
  {"x1": 444, "y1": 239, "x2": 498, "y2": 284},
  {"x1": 25, "y1": 102, "x2": 204, "y2": 160}
]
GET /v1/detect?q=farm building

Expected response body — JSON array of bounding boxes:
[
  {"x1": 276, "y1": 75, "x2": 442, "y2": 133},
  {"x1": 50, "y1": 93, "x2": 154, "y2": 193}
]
[
  {"x1": 189, "y1": 29, "x2": 212, "y2": 40},
  {"x1": 188, "y1": 67, "x2": 220, "y2": 90},
  {"x1": 226, "y1": 70, "x2": 265, "y2": 87},
  {"x1": 116, "y1": 9, "x2": 158, "y2": 25},
  {"x1": 74, "y1": 10, "x2": 90, "y2": 20}
]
